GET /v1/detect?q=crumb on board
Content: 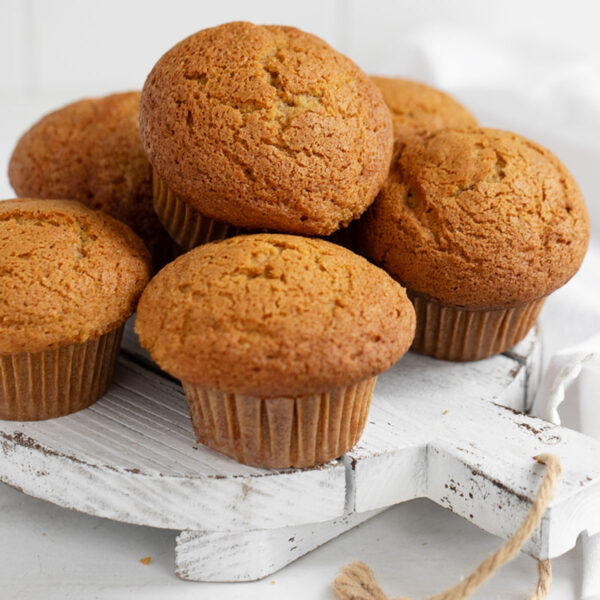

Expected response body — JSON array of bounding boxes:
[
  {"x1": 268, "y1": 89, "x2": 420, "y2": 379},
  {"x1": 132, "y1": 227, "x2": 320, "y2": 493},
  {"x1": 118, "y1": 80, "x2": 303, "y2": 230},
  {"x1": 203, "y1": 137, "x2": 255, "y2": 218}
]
[
  {"x1": 140, "y1": 557, "x2": 152, "y2": 565},
  {"x1": 270, "y1": 580, "x2": 276, "y2": 585},
  {"x1": 442, "y1": 409, "x2": 449, "y2": 415}
]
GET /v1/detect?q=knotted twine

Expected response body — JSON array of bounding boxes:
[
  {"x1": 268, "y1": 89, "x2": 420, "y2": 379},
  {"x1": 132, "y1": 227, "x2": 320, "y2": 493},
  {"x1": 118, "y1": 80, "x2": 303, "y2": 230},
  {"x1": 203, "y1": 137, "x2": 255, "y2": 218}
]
[{"x1": 332, "y1": 454, "x2": 561, "y2": 600}]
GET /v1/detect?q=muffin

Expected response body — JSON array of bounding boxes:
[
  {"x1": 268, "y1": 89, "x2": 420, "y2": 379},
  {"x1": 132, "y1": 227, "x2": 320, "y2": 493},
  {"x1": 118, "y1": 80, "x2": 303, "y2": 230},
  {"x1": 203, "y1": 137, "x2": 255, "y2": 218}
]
[
  {"x1": 325, "y1": 78, "x2": 477, "y2": 253},
  {"x1": 8, "y1": 92, "x2": 177, "y2": 268},
  {"x1": 360, "y1": 128, "x2": 589, "y2": 361},
  {"x1": 135, "y1": 234, "x2": 415, "y2": 468},
  {"x1": 371, "y1": 76, "x2": 478, "y2": 159},
  {"x1": 0, "y1": 199, "x2": 151, "y2": 420},
  {"x1": 140, "y1": 21, "x2": 393, "y2": 250}
]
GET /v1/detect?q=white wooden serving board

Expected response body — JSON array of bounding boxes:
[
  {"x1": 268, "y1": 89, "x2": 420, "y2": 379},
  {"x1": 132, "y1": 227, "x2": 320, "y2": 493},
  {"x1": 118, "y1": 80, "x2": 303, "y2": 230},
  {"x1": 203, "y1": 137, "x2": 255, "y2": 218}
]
[{"x1": 1, "y1": 323, "x2": 600, "y2": 583}]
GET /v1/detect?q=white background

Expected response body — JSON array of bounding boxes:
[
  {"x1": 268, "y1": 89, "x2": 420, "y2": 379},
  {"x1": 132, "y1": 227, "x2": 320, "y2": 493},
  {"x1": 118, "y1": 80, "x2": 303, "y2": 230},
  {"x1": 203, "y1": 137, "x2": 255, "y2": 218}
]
[{"x1": 1, "y1": 1, "x2": 600, "y2": 598}]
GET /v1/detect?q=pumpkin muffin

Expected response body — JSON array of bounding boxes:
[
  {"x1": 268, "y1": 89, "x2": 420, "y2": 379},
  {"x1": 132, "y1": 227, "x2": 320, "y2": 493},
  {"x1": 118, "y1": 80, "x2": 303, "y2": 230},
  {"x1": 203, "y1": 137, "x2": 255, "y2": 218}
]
[
  {"x1": 360, "y1": 128, "x2": 589, "y2": 361},
  {"x1": 140, "y1": 21, "x2": 393, "y2": 250},
  {"x1": 0, "y1": 199, "x2": 152, "y2": 420},
  {"x1": 371, "y1": 76, "x2": 478, "y2": 159},
  {"x1": 136, "y1": 234, "x2": 415, "y2": 468},
  {"x1": 8, "y1": 92, "x2": 176, "y2": 267}
]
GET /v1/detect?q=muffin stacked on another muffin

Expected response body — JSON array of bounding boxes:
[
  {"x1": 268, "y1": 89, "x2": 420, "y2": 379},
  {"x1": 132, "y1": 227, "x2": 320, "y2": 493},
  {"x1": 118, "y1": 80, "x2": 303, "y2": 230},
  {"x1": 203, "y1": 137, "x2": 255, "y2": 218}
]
[
  {"x1": 360, "y1": 128, "x2": 590, "y2": 361},
  {"x1": 8, "y1": 92, "x2": 176, "y2": 268},
  {"x1": 2, "y1": 19, "x2": 591, "y2": 470},
  {"x1": 140, "y1": 21, "x2": 393, "y2": 249},
  {"x1": 136, "y1": 234, "x2": 415, "y2": 468},
  {"x1": 0, "y1": 199, "x2": 151, "y2": 420},
  {"x1": 371, "y1": 77, "x2": 478, "y2": 159},
  {"x1": 327, "y1": 77, "x2": 478, "y2": 251}
]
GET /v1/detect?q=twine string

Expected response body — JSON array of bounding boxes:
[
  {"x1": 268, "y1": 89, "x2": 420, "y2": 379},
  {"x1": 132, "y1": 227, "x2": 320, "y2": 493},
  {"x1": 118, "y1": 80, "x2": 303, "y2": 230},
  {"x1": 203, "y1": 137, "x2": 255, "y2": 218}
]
[{"x1": 332, "y1": 454, "x2": 561, "y2": 600}]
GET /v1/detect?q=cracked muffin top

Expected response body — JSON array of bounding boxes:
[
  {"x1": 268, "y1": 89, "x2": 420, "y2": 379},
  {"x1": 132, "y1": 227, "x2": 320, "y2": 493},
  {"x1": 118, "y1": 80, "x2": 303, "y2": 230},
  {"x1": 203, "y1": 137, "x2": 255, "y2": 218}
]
[
  {"x1": 371, "y1": 76, "x2": 477, "y2": 157},
  {"x1": 139, "y1": 21, "x2": 393, "y2": 236},
  {"x1": 360, "y1": 128, "x2": 590, "y2": 310},
  {"x1": 0, "y1": 199, "x2": 152, "y2": 354},
  {"x1": 8, "y1": 92, "x2": 168, "y2": 255},
  {"x1": 135, "y1": 234, "x2": 415, "y2": 396}
]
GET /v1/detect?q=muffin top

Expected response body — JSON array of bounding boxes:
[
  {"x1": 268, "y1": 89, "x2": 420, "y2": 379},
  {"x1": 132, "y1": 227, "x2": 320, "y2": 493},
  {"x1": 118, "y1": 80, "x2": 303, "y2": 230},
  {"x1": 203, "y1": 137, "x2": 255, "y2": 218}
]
[
  {"x1": 8, "y1": 92, "x2": 167, "y2": 252},
  {"x1": 0, "y1": 199, "x2": 152, "y2": 354},
  {"x1": 371, "y1": 77, "x2": 477, "y2": 156},
  {"x1": 360, "y1": 128, "x2": 590, "y2": 310},
  {"x1": 135, "y1": 234, "x2": 415, "y2": 397},
  {"x1": 140, "y1": 21, "x2": 393, "y2": 236}
]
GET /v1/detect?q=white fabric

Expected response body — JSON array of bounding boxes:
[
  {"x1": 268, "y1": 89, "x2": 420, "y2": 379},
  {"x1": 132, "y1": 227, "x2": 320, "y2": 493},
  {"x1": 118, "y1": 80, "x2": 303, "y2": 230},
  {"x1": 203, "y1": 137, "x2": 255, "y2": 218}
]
[
  {"x1": 531, "y1": 335, "x2": 600, "y2": 426},
  {"x1": 531, "y1": 245, "x2": 600, "y2": 598}
]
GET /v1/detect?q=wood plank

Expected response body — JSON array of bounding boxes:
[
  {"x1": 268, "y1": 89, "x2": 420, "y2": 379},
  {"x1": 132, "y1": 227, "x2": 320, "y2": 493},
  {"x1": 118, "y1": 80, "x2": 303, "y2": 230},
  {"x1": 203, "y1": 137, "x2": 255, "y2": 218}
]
[
  {"x1": 5, "y1": 325, "x2": 600, "y2": 578},
  {"x1": 175, "y1": 509, "x2": 385, "y2": 582},
  {"x1": 504, "y1": 326, "x2": 543, "y2": 411},
  {"x1": 349, "y1": 386, "x2": 600, "y2": 559},
  {"x1": 0, "y1": 344, "x2": 529, "y2": 535},
  {"x1": 0, "y1": 359, "x2": 347, "y2": 531}
]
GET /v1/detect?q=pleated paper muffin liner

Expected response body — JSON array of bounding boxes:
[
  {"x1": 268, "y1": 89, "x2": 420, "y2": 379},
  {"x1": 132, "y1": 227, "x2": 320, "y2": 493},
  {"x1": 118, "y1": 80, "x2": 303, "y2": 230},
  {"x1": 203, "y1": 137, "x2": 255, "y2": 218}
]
[
  {"x1": 183, "y1": 376, "x2": 377, "y2": 469},
  {"x1": 146, "y1": 233, "x2": 183, "y2": 272},
  {"x1": 0, "y1": 325, "x2": 124, "y2": 421},
  {"x1": 409, "y1": 293, "x2": 545, "y2": 362},
  {"x1": 152, "y1": 170, "x2": 243, "y2": 251}
]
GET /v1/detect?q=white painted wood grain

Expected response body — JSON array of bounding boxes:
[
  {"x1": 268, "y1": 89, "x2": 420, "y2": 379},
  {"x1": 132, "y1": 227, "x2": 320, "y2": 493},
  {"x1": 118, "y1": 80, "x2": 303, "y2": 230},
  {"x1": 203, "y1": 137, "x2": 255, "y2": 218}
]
[
  {"x1": 0, "y1": 331, "x2": 533, "y2": 572},
  {"x1": 3, "y1": 326, "x2": 600, "y2": 582},
  {"x1": 349, "y1": 387, "x2": 600, "y2": 559},
  {"x1": 168, "y1": 339, "x2": 547, "y2": 582},
  {"x1": 175, "y1": 509, "x2": 385, "y2": 582},
  {"x1": 0, "y1": 359, "x2": 347, "y2": 532},
  {"x1": 504, "y1": 326, "x2": 543, "y2": 410}
]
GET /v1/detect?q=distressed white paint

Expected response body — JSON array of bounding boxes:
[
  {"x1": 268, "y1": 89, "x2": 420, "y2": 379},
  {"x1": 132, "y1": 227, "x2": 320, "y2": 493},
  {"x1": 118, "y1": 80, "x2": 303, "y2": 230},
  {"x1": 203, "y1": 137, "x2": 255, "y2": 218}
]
[
  {"x1": 345, "y1": 350, "x2": 527, "y2": 512},
  {"x1": 505, "y1": 326, "x2": 543, "y2": 411},
  {"x1": 349, "y1": 369, "x2": 600, "y2": 559},
  {"x1": 175, "y1": 509, "x2": 385, "y2": 582},
  {"x1": 0, "y1": 359, "x2": 346, "y2": 532},
  {"x1": 2, "y1": 327, "x2": 600, "y2": 582}
]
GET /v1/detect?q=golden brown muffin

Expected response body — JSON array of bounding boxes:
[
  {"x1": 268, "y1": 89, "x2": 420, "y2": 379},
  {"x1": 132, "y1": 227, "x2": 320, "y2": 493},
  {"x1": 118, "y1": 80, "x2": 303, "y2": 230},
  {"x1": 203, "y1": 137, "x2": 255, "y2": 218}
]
[
  {"x1": 8, "y1": 92, "x2": 174, "y2": 265},
  {"x1": 136, "y1": 234, "x2": 415, "y2": 467},
  {"x1": 322, "y1": 78, "x2": 477, "y2": 254},
  {"x1": 360, "y1": 128, "x2": 589, "y2": 360},
  {"x1": 140, "y1": 21, "x2": 393, "y2": 247},
  {"x1": 0, "y1": 198, "x2": 152, "y2": 420},
  {"x1": 371, "y1": 76, "x2": 478, "y2": 158}
]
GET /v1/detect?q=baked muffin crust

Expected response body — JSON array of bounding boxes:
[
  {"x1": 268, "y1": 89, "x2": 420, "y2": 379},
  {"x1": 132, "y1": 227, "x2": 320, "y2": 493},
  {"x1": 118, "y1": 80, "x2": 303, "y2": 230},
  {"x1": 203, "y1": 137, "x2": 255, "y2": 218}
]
[
  {"x1": 8, "y1": 92, "x2": 166, "y2": 250},
  {"x1": 360, "y1": 128, "x2": 590, "y2": 309},
  {"x1": 136, "y1": 234, "x2": 415, "y2": 396},
  {"x1": 140, "y1": 22, "x2": 393, "y2": 236},
  {"x1": 371, "y1": 77, "x2": 477, "y2": 155},
  {"x1": 0, "y1": 199, "x2": 152, "y2": 354}
]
